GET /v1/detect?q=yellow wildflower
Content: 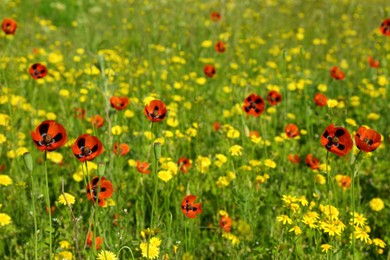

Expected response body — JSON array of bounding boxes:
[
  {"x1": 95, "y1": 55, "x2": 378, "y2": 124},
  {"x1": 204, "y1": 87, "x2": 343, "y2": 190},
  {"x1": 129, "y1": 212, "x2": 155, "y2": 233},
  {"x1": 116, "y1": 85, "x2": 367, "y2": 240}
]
[
  {"x1": 369, "y1": 198, "x2": 384, "y2": 211},
  {"x1": 321, "y1": 244, "x2": 332, "y2": 253},
  {"x1": 0, "y1": 175, "x2": 13, "y2": 186},
  {"x1": 0, "y1": 213, "x2": 12, "y2": 226},
  {"x1": 57, "y1": 193, "x2": 76, "y2": 205}
]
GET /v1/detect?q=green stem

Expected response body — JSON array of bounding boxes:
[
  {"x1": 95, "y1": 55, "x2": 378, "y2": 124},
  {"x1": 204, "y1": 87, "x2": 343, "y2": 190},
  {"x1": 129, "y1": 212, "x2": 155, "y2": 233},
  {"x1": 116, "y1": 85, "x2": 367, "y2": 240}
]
[
  {"x1": 351, "y1": 150, "x2": 362, "y2": 257},
  {"x1": 44, "y1": 151, "x2": 53, "y2": 259},
  {"x1": 30, "y1": 167, "x2": 38, "y2": 260}
]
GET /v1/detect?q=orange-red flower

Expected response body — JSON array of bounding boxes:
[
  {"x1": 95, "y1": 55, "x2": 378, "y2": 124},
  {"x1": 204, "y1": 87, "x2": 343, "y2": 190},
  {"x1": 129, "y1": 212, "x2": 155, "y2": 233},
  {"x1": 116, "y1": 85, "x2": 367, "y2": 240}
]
[
  {"x1": 113, "y1": 142, "x2": 130, "y2": 156},
  {"x1": 337, "y1": 175, "x2": 351, "y2": 190},
  {"x1": 242, "y1": 94, "x2": 265, "y2": 117},
  {"x1": 110, "y1": 96, "x2": 129, "y2": 111},
  {"x1": 210, "y1": 11, "x2": 221, "y2": 22},
  {"x1": 72, "y1": 134, "x2": 104, "y2": 162},
  {"x1": 87, "y1": 231, "x2": 103, "y2": 250},
  {"x1": 220, "y1": 215, "x2": 232, "y2": 232},
  {"x1": 285, "y1": 123, "x2": 300, "y2": 138},
  {"x1": 2, "y1": 18, "x2": 17, "y2": 35},
  {"x1": 288, "y1": 154, "x2": 301, "y2": 164},
  {"x1": 215, "y1": 41, "x2": 226, "y2": 53},
  {"x1": 321, "y1": 124, "x2": 353, "y2": 156},
  {"x1": 29, "y1": 63, "x2": 48, "y2": 79},
  {"x1": 31, "y1": 120, "x2": 67, "y2": 152},
  {"x1": 91, "y1": 115, "x2": 104, "y2": 128},
  {"x1": 354, "y1": 126, "x2": 382, "y2": 152},
  {"x1": 267, "y1": 90, "x2": 282, "y2": 106},
  {"x1": 181, "y1": 195, "x2": 202, "y2": 219},
  {"x1": 144, "y1": 100, "x2": 167, "y2": 122},
  {"x1": 136, "y1": 161, "x2": 151, "y2": 174},
  {"x1": 213, "y1": 122, "x2": 222, "y2": 132},
  {"x1": 379, "y1": 18, "x2": 390, "y2": 36},
  {"x1": 204, "y1": 64, "x2": 216, "y2": 78},
  {"x1": 367, "y1": 56, "x2": 380, "y2": 68},
  {"x1": 330, "y1": 66, "x2": 345, "y2": 80},
  {"x1": 314, "y1": 93, "x2": 327, "y2": 107},
  {"x1": 249, "y1": 130, "x2": 260, "y2": 138},
  {"x1": 74, "y1": 108, "x2": 86, "y2": 119},
  {"x1": 86, "y1": 176, "x2": 113, "y2": 207},
  {"x1": 178, "y1": 156, "x2": 191, "y2": 173},
  {"x1": 305, "y1": 154, "x2": 320, "y2": 170}
]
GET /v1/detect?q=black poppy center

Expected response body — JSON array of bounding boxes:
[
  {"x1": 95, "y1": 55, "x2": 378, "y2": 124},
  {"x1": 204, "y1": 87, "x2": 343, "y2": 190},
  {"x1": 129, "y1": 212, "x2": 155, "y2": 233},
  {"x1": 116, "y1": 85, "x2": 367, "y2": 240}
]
[
  {"x1": 81, "y1": 146, "x2": 92, "y2": 156},
  {"x1": 363, "y1": 137, "x2": 373, "y2": 146},
  {"x1": 152, "y1": 106, "x2": 159, "y2": 118},
  {"x1": 332, "y1": 137, "x2": 339, "y2": 143}
]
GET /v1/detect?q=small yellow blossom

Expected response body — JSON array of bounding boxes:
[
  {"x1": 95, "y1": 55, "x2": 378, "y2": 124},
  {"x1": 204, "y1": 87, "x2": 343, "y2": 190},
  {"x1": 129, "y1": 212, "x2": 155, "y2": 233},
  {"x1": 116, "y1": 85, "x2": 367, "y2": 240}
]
[
  {"x1": 321, "y1": 244, "x2": 332, "y2": 253},
  {"x1": 276, "y1": 215, "x2": 293, "y2": 225},
  {"x1": 229, "y1": 145, "x2": 243, "y2": 156},
  {"x1": 264, "y1": 159, "x2": 276, "y2": 168},
  {"x1": 289, "y1": 226, "x2": 302, "y2": 235},
  {"x1": 0, "y1": 175, "x2": 13, "y2": 186},
  {"x1": 0, "y1": 213, "x2": 12, "y2": 226},
  {"x1": 369, "y1": 198, "x2": 384, "y2": 212},
  {"x1": 111, "y1": 125, "x2": 123, "y2": 135},
  {"x1": 59, "y1": 240, "x2": 71, "y2": 249},
  {"x1": 158, "y1": 171, "x2": 172, "y2": 182},
  {"x1": 367, "y1": 113, "x2": 380, "y2": 120},
  {"x1": 327, "y1": 99, "x2": 339, "y2": 108},
  {"x1": 140, "y1": 241, "x2": 160, "y2": 259},
  {"x1": 372, "y1": 238, "x2": 386, "y2": 248},
  {"x1": 97, "y1": 250, "x2": 118, "y2": 260},
  {"x1": 57, "y1": 193, "x2": 76, "y2": 205}
]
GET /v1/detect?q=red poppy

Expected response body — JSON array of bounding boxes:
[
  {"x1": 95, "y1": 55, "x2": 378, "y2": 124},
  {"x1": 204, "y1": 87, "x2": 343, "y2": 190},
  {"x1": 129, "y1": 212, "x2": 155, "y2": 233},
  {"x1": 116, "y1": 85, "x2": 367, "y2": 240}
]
[
  {"x1": 87, "y1": 231, "x2": 103, "y2": 250},
  {"x1": 305, "y1": 154, "x2": 320, "y2": 170},
  {"x1": 220, "y1": 215, "x2": 232, "y2": 232},
  {"x1": 45, "y1": 206, "x2": 56, "y2": 215},
  {"x1": 110, "y1": 96, "x2": 129, "y2": 111},
  {"x1": 72, "y1": 134, "x2": 104, "y2": 162},
  {"x1": 215, "y1": 41, "x2": 226, "y2": 53},
  {"x1": 354, "y1": 126, "x2": 382, "y2": 152},
  {"x1": 242, "y1": 94, "x2": 265, "y2": 117},
  {"x1": 204, "y1": 64, "x2": 216, "y2": 78},
  {"x1": 91, "y1": 115, "x2": 104, "y2": 128},
  {"x1": 210, "y1": 12, "x2": 221, "y2": 22},
  {"x1": 285, "y1": 123, "x2": 300, "y2": 138},
  {"x1": 136, "y1": 161, "x2": 151, "y2": 174},
  {"x1": 213, "y1": 122, "x2": 222, "y2": 131},
  {"x1": 113, "y1": 142, "x2": 130, "y2": 156},
  {"x1": 86, "y1": 176, "x2": 113, "y2": 207},
  {"x1": 178, "y1": 156, "x2": 191, "y2": 173},
  {"x1": 29, "y1": 63, "x2": 48, "y2": 79},
  {"x1": 320, "y1": 124, "x2": 353, "y2": 156},
  {"x1": 0, "y1": 164, "x2": 5, "y2": 172},
  {"x1": 144, "y1": 100, "x2": 167, "y2": 122},
  {"x1": 2, "y1": 18, "x2": 17, "y2": 35},
  {"x1": 330, "y1": 66, "x2": 345, "y2": 80},
  {"x1": 74, "y1": 108, "x2": 86, "y2": 119},
  {"x1": 379, "y1": 18, "x2": 390, "y2": 36},
  {"x1": 31, "y1": 120, "x2": 67, "y2": 152},
  {"x1": 338, "y1": 176, "x2": 351, "y2": 189},
  {"x1": 181, "y1": 195, "x2": 202, "y2": 219},
  {"x1": 314, "y1": 93, "x2": 327, "y2": 107},
  {"x1": 267, "y1": 90, "x2": 282, "y2": 106},
  {"x1": 288, "y1": 154, "x2": 301, "y2": 164},
  {"x1": 367, "y1": 56, "x2": 380, "y2": 68}
]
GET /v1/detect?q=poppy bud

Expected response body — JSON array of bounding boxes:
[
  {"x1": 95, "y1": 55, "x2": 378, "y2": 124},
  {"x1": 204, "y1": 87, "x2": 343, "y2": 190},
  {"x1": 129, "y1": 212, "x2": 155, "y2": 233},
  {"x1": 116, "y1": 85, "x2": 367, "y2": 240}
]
[
  {"x1": 154, "y1": 142, "x2": 161, "y2": 161},
  {"x1": 98, "y1": 162, "x2": 106, "y2": 177},
  {"x1": 23, "y1": 152, "x2": 33, "y2": 173}
]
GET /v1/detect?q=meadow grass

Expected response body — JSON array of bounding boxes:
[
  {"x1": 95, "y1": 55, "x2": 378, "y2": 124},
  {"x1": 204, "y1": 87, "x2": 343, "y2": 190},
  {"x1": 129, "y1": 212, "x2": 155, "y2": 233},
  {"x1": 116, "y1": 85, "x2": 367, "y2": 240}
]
[{"x1": 0, "y1": 0, "x2": 389, "y2": 259}]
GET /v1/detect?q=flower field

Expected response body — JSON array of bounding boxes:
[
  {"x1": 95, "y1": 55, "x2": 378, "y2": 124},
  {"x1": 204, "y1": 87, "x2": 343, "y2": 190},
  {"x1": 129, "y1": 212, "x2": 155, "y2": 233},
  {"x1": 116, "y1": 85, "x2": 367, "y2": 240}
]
[{"x1": 0, "y1": 0, "x2": 389, "y2": 259}]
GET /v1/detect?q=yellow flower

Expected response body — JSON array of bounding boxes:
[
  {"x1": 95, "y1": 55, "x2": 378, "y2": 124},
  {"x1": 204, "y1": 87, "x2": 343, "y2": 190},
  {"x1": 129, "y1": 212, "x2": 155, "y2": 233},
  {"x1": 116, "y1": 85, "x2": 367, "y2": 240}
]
[
  {"x1": 55, "y1": 250, "x2": 73, "y2": 260},
  {"x1": 327, "y1": 99, "x2": 339, "y2": 108},
  {"x1": 167, "y1": 117, "x2": 179, "y2": 127},
  {"x1": 219, "y1": 210, "x2": 229, "y2": 217},
  {"x1": 227, "y1": 128, "x2": 240, "y2": 139},
  {"x1": 367, "y1": 113, "x2": 380, "y2": 120},
  {"x1": 222, "y1": 232, "x2": 240, "y2": 246},
  {"x1": 140, "y1": 242, "x2": 160, "y2": 259},
  {"x1": 264, "y1": 159, "x2": 276, "y2": 168},
  {"x1": 47, "y1": 152, "x2": 63, "y2": 164},
  {"x1": 315, "y1": 174, "x2": 326, "y2": 185},
  {"x1": 111, "y1": 125, "x2": 123, "y2": 135},
  {"x1": 195, "y1": 77, "x2": 207, "y2": 85},
  {"x1": 158, "y1": 171, "x2": 172, "y2": 182},
  {"x1": 289, "y1": 226, "x2": 302, "y2": 235},
  {"x1": 97, "y1": 250, "x2": 118, "y2": 260},
  {"x1": 0, "y1": 175, "x2": 13, "y2": 186},
  {"x1": 321, "y1": 244, "x2": 332, "y2": 253},
  {"x1": 59, "y1": 240, "x2": 71, "y2": 249},
  {"x1": 201, "y1": 40, "x2": 212, "y2": 48},
  {"x1": 229, "y1": 145, "x2": 243, "y2": 156},
  {"x1": 369, "y1": 198, "x2": 384, "y2": 212},
  {"x1": 0, "y1": 213, "x2": 12, "y2": 226},
  {"x1": 57, "y1": 193, "x2": 76, "y2": 205},
  {"x1": 196, "y1": 156, "x2": 211, "y2": 173},
  {"x1": 321, "y1": 222, "x2": 342, "y2": 236},
  {"x1": 0, "y1": 133, "x2": 7, "y2": 144},
  {"x1": 317, "y1": 84, "x2": 327, "y2": 92},
  {"x1": 124, "y1": 109, "x2": 135, "y2": 118},
  {"x1": 354, "y1": 226, "x2": 371, "y2": 244},
  {"x1": 216, "y1": 176, "x2": 230, "y2": 187},
  {"x1": 372, "y1": 238, "x2": 386, "y2": 248},
  {"x1": 214, "y1": 154, "x2": 227, "y2": 167},
  {"x1": 350, "y1": 212, "x2": 367, "y2": 227},
  {"x1": 150, "y1": 237, "x2": 162, "y2": 247},
  {"x1": 276, "y1": 215, "x2": 292, "y2": 225}
]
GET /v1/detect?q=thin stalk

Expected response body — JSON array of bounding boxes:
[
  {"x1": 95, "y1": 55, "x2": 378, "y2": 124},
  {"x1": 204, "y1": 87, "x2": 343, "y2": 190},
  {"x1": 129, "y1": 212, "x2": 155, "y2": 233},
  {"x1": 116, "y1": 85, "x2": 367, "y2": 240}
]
[
  {"x1": 29, "y1": 165, "x2": 38, "y2": 260},
  {"x1": 351, "y1": 151, "x2": 362, "y2": 257},
  {"x1": 43, "y1": 151, "x2": 53, "y2": 259}
]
